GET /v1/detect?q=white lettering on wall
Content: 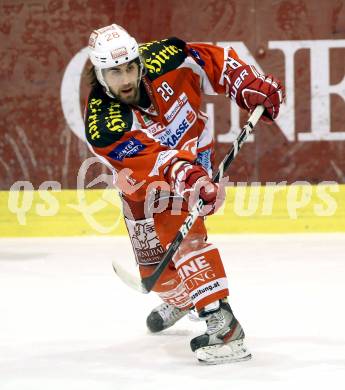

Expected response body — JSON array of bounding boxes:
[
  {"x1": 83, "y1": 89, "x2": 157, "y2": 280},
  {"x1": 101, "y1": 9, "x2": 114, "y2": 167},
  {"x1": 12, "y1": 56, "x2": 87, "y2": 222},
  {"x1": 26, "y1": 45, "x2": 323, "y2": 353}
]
[{"x1": 270, "y1": 39, "x2": 345, "y2": 141}]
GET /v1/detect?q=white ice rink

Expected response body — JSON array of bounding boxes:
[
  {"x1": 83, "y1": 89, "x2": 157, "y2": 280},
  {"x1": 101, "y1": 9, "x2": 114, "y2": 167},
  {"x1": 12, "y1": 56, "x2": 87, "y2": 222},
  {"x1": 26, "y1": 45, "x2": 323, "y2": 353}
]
[{"x1": 0, "y1": 234, "x2": 344, "y2": 390}]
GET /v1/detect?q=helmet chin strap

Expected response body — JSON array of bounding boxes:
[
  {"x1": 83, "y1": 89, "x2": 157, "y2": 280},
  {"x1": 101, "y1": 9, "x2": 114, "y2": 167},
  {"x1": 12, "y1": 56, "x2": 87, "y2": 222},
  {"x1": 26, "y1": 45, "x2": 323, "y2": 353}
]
[
  {"x1": 137, "y1": 60, "x2": 147, "y2": 86},
  {"x1": 95, "y1": 57, "x2": 146, "y2": 100},
  {"x1": 95, "y1": 67, "x2": 115, "y2": 98}
]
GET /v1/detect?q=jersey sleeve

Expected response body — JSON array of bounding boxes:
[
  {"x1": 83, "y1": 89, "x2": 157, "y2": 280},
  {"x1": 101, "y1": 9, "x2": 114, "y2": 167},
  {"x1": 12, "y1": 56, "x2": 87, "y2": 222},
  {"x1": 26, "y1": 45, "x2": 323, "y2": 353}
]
[
  {"x1": 85, "y1": 87, "x2": 195, "y2": 201},
  {"x1": 185, "y1": 42, "x2": 247, "y2": 97}
]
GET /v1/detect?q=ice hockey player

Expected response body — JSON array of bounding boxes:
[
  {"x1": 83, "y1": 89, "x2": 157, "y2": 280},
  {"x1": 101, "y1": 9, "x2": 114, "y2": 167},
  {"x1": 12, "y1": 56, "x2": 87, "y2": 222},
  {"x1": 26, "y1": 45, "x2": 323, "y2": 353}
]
[{"x1": 85, "y1": 23, "x2": 284, "y2": 364}]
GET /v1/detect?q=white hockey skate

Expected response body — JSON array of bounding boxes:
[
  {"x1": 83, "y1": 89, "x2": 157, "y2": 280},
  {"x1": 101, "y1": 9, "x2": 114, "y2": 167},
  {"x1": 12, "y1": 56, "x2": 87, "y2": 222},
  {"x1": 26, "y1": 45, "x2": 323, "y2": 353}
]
[
  {"x1": 190, "y1": 299, "x2": 252, "y2": 365},
  {"x1": 146, "y1": 303, "x2": 189, "y2": 333}
]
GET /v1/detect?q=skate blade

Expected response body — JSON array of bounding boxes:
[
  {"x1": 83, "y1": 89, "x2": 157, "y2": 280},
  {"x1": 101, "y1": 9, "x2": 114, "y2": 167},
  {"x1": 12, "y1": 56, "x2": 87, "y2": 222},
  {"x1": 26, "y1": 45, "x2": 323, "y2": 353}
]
[{"x1": 196, "y1": 341, "x2": 252, "y2": 365}]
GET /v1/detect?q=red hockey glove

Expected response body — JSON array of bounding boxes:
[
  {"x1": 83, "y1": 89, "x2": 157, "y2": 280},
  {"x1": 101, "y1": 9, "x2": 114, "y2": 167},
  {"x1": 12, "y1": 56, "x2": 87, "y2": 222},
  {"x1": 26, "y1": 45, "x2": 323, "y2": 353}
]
[
  {"x1": 166, "y1": 162, "x2": 225, "y2": 216},
  {"x1": 228, "y1": 64, "x2": 285, "y2": 122}
]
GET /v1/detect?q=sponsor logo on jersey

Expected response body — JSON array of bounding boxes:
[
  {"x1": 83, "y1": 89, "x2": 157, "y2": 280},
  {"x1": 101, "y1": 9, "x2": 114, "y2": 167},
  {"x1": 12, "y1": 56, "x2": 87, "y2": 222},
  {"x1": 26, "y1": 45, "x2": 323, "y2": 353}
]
[
  {"x1": 108, "y1": 137, "x2": 146, "y2": 161},
  {"x1": 146, "y1": 122, "x2": 165, "y2": 137},
  {"x1": 105, "y1": 102, "x2": 127, "y2": 133},
  {"x1": 87, "y1": 98, "x2": 103, "y2": 140},
  {"x1": 146, "y1": 104, "x2": 157, "y2": 115},
  {"x1": 149, "y1": 150, "x2": 178, "y2": 177},
  {"x1": 190, "y1": 279, "x2": 227, "y2": 303},
  {"x1": 142, "y1": 114, "x2": 154, "y2": 126},
  {"x1": 164, "y1": 92, "x2": 188, "y2": 123},
  {"x1": 139, "y1": 39, "x2": 183, "y2": 75},
  {"x1": 177, "y1": 255, "x2": 212, "y2": 280},
  {"x1": 128, "y1": 219, "x2": 165, "y2": 265},
  {"x1": 140, "y1": 114, "x2": 165, "y2": 137},
  {"x1": 158, "y1": 103, "x2": 197, "y2": 148}
]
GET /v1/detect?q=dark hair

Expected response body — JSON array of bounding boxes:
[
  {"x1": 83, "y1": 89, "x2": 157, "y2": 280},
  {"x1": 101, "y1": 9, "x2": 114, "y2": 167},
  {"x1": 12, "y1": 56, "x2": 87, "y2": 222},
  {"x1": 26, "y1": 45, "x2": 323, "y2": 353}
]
[{"x1": 87, "y1": 65, "x2": 99, "y2": 88}]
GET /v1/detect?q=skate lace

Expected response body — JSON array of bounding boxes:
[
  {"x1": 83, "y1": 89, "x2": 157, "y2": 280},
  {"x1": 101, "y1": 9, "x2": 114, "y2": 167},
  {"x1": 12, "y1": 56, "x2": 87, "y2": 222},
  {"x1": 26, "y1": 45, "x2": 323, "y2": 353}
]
[
  {"x1": 159, "y1": 303, "x2": 182, "y2": 323},
  {"x1": 188, "y1": 308, "x2": 202, "y2": 322},
  {"x1": 206, "y1": 310, "x2": 226, "y2": 335}
]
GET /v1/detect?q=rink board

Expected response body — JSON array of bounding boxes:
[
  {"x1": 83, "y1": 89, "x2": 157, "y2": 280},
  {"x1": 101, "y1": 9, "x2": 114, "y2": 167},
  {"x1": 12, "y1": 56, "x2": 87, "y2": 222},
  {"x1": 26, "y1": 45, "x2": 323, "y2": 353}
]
[{"x1": 0, "y1": 184, "x2": 344, "y2": 237}]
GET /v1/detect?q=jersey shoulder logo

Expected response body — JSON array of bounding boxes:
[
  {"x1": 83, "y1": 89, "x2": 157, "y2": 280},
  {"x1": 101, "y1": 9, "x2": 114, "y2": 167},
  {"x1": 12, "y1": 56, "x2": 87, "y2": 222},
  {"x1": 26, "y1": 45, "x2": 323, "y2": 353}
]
[
  {"x1": 107, "y1": 137, "x2": 146, "y2": 161},
  {"x1": 85, "y1": 87, "x2": 133, "y2": 148},
  {"x1": 139, "y1": 37, "x2": 187, "y2": 81}
]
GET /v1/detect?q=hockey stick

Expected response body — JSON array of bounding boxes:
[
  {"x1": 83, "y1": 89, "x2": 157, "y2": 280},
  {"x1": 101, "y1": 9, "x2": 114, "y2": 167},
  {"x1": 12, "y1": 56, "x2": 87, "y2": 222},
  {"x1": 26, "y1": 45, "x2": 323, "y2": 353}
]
[{"x1": 113, "y1": 105, "x2": 265, "y2": 293}]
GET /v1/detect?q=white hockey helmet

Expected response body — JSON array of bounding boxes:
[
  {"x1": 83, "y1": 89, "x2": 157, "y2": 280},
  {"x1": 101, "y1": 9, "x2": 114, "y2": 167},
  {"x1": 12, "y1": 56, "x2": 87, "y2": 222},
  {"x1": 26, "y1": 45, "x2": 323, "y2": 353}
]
[{"x1": 88, "y1": 24, "x2": 142, "y2": 96}]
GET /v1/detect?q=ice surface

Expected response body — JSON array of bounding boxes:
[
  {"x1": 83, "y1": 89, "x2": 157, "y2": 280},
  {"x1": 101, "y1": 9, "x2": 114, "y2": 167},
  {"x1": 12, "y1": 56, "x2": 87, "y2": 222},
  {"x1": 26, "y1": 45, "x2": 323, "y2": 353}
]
[{"x1": 0, "y1": 234, "x2": 344, "y2": 390}]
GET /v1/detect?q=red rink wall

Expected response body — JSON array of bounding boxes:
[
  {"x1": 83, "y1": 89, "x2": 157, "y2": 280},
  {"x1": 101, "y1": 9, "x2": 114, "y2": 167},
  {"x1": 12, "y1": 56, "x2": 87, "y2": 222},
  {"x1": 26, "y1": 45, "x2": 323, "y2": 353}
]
[{"x1": 0, "y1": 0, "x2": 345, "y2": 191}]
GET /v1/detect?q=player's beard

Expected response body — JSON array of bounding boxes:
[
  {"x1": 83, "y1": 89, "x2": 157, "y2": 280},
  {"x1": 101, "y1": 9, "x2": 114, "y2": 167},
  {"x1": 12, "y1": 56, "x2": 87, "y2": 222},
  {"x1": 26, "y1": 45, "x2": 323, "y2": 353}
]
[{"x1": 114, "y1": 82, "x2": 140, "y2": 105}]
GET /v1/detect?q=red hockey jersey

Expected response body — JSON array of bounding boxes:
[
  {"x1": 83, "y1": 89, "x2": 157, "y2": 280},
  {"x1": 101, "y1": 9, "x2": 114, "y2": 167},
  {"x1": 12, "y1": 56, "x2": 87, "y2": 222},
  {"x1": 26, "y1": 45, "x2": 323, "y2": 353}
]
[{"x1": 84, "y1": 37, "x2": 246, "y2": 202}]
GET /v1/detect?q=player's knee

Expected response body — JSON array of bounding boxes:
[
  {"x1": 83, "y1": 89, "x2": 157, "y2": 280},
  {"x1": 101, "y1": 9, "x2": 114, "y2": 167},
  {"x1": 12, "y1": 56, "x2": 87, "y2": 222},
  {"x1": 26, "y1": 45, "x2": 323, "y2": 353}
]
[{"x1": 178, "y1": 233, "x2": 207, "y2": 257}]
